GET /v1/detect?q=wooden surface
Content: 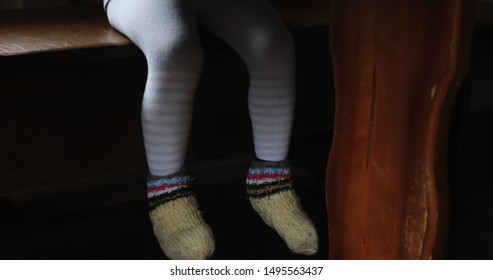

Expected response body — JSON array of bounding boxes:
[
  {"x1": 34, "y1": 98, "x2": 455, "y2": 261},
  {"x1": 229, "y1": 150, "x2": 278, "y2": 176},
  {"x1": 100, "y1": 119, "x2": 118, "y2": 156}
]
[
  {"x1": 326, "y1": 0, "x2": 475, "y2": 259},
  {"x1": 0, "y1": 6, "x2": 130, "y2": 56}
]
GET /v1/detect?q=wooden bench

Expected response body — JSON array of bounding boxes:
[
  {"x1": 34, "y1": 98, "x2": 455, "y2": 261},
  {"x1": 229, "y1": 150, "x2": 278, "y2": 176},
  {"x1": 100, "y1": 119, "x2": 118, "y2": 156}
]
[{"x1": 0, "y1": 7, "x2": 128, "y2": 56}]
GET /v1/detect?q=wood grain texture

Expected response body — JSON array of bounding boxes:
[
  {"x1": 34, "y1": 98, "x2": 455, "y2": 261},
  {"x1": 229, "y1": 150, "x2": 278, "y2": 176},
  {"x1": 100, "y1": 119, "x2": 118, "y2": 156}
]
[
  {"x1": 326, "y1": 0, "x2": 474, "y2": 259},
  {"x1": 0, "y1": 6, "x2": 130, "y2": 56}
]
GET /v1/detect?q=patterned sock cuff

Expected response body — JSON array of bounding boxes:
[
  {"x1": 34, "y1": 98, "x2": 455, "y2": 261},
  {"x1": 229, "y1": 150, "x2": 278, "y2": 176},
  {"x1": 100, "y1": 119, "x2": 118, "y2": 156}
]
[
  {"x1": 147, "y1": 169, "x2": 194, "y2": 210},
  {"x1": 246, "y1": 159, "x2": 293, "y2": 199}
]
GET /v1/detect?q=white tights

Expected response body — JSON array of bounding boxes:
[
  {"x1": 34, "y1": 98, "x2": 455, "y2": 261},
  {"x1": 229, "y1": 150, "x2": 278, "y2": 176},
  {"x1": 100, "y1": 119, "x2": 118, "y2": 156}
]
[{"x1": 105, "y1": 0, "x2": 296, "y2": 176}]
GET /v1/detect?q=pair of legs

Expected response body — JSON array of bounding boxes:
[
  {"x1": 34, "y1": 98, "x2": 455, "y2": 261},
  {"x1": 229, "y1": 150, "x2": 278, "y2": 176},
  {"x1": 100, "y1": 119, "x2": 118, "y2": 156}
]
[{"x1": 105, "y1": 0, "x2": 317, "y2": 259}]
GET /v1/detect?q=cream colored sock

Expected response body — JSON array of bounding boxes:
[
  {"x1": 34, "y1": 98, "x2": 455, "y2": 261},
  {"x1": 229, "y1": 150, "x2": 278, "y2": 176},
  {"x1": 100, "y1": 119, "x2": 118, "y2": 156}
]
[
  {"x1": 147, "y1": 171, "x2": 214, "y2": 259},
  {"x1": 246, "y1": 160, "x2": 318, "y2": 255},
  {"x1": 149, "y1": 196, "x2": 215, "y2": 260}
]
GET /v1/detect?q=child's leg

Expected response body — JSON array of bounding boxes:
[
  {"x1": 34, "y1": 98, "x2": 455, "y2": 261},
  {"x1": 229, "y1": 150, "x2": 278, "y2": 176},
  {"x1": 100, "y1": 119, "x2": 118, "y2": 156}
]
[
  {"x1": 201, "y1": 0, "x2": 295, "y2": 162},
  {"x1": 200, "y1": 0, "x2": 318, "y2": 255},
  {"x1": 106, "y1": 0, "x2": 214, "y2": 259},
  {"x1": 107, "y1": 0, "x2": 201, "y2": 177}
]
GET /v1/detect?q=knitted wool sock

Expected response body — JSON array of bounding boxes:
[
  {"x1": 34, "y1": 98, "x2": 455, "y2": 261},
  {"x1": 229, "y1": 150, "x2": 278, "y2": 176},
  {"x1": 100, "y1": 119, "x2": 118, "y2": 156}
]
[
  {"x1": 147, "y1": 170, "x2": 214, "y2": 260},
  {"x1": 246, "y1": 160, "x2": 318, "y2": 255}
]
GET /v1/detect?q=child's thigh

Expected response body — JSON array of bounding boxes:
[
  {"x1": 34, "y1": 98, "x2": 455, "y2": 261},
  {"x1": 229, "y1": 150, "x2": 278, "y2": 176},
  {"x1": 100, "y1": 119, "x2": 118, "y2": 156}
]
[{"x1": 106, "y1": 0, "x2": 200, "y2": 52}]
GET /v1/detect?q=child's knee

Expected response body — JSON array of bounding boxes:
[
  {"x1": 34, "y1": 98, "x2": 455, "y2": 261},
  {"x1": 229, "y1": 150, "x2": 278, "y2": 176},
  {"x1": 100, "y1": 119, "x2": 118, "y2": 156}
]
[
  {"x1": 246, "y1": 27, "x2": 295, "y2": 70},
  {"x1": 144, "y1": 32, "x2": 203, "y2": 70}
]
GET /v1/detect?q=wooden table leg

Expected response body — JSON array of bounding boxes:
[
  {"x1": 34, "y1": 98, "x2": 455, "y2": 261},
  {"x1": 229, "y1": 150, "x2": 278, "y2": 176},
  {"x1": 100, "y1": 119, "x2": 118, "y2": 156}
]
[{"x1": 326, "y1": 0, "x2": 475, "y2": 259}]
